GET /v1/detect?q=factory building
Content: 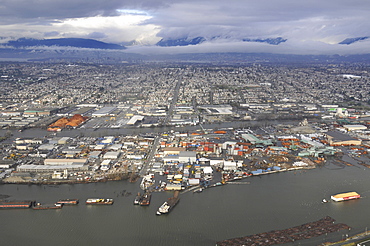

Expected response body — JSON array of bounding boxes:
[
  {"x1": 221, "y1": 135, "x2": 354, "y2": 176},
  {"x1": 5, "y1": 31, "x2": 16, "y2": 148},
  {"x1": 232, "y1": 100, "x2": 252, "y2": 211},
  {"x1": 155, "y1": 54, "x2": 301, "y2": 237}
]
[
  {"x1": 17, "y1": 164, "x2": 88, "y2": 173},
  {"x1": 44, "y1": 159, "x2": 87, "y2": 165},
  {"x1": 127, "y1": 115, "x2": 144, "y2": 125},
  {"x1": 92, "y1": 107, "x2": 117, "y2": 117},
  {"x1": 342, "y1": 125, "x2": 367, "y2": 131},
  {"x1": 325, "y1": 131, "x2": 362, "y2": 146}
]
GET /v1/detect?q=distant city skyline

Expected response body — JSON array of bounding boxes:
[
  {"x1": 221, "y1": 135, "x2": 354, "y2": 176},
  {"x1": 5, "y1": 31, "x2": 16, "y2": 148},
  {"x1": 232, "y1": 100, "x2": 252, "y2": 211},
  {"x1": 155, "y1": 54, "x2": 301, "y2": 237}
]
[{"x1": 0, "y1": 0, "x2": 370, "y2": 55}]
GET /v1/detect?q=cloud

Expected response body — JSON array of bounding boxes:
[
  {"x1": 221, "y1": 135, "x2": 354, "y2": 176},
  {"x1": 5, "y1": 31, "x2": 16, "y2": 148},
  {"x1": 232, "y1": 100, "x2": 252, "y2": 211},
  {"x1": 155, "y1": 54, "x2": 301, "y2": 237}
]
[
  {"x1": 0, "y1": 12, "x2": 161, "y2": 44},
  {"x1": 148, "y1": 0, "x2": 370, "y2": 41},
  {"x1": 125, "y1": 38, "x2": 370, "y2": 56},
  {"x1": 0, "y1": 0, "x2": 369, "y2": 54},
  {"x1": 87, "y1": 32, "x2": 107, "y2": 39}
]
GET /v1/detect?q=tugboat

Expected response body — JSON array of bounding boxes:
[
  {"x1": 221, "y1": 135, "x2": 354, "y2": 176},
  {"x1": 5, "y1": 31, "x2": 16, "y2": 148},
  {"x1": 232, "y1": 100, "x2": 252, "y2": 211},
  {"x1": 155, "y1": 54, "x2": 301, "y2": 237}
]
[
  {"x1": 156, "y1": 191, "x2": 179, "y2": 215},
  {"x1": 134, "y1": 193, "x2": 142, "y2": 205}
]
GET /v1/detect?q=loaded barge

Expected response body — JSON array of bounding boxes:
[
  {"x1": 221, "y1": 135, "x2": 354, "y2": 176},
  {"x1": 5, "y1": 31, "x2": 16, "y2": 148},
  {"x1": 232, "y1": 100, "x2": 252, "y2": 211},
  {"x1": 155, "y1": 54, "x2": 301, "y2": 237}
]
[
  {"x1": 56, "y1": 199, "x2": 79, "y2": 205},
  {"x1": 0, "y1": 200, "x2": 34, "y2": 208},
  {"x1": 156, "y1": 191, "x2": 179, "y2": 215},
  {"x1": 86, "y1": 198, "x2": 114, "y2": 205},
  {"x1": 331, "y1": 191, "x2": 360, "y2": 202}
]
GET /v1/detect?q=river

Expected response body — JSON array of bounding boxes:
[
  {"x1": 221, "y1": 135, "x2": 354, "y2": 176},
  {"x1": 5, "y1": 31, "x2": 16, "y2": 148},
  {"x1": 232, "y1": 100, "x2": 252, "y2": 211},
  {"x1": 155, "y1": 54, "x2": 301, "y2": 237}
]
[{"x1": 1, "y1": 163, "x2": 370, "y2": 246}]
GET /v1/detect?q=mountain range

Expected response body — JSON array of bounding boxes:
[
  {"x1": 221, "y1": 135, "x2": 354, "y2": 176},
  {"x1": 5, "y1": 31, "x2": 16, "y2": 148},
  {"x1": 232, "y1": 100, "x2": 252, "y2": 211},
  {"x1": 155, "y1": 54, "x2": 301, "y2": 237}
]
[
  {"x1": 0, "y1": 36, "x2": 370, "y2": 64},
  {"x1": 0, "y1": 36, "x2": 368, "y2": 50},
  {"x1": 338, "y1": 37, "x2": 369, "y2": 45},
  {"x1": 3, "y1": 38, "x2": 126, "y2": 50},
  {"x1": 156, "y1": 36, "x2": 287, "y2": 47}
]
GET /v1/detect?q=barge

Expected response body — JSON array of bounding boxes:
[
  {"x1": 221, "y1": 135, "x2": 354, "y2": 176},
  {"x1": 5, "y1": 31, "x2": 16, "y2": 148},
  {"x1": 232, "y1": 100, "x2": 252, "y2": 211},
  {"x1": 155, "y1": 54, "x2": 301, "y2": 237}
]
[
  {"x1": 56, "y1": 199, "x2": 79, "y2": 205},
  {"x1": 139, "y1": 193, "x2": 151, "y2": 206},
  {"x1": 331, "y1": 192, "x2": 360, "y2": 202},
  {"x1": 86, "y1": 198, "x2": 114, "y2": 205},
  {"x1": 0, "y1": 200, "x2": 33, "y2": 209},
  {"x1": 33, "y1": 202, "x2": 63, "y2": 210}
]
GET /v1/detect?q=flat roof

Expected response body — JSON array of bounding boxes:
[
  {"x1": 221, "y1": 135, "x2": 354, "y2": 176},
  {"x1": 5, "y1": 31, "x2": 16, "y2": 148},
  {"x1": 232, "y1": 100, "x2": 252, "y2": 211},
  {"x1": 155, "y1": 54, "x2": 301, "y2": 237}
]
[
  {"x1": 326, "y1": 131, "x2": 358, "y2": 141},
  {"x1": 92, "y1": 107, "x2": 117, "y2": 115}
]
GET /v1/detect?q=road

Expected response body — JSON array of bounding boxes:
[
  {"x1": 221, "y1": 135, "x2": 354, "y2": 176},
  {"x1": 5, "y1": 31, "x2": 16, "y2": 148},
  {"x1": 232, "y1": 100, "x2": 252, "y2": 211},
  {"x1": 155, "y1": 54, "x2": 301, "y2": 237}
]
[{"x1": 139, "y1": 74, "x2": 182, "y2": 176}]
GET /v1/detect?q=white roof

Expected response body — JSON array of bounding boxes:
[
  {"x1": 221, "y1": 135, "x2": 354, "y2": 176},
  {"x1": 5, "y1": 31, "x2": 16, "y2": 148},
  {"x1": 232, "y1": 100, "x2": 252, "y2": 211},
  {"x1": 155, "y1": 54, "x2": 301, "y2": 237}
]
[{"x1": 203, "y1": 166, "x2": 213, "y2": 174}]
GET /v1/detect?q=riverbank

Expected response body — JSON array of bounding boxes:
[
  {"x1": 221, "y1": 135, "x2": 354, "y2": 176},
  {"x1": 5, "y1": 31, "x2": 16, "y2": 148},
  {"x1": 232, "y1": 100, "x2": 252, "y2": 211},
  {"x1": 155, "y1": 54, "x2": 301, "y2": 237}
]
[{"x1": 322, "y1": 231, "x2": 370, "y2": 246}]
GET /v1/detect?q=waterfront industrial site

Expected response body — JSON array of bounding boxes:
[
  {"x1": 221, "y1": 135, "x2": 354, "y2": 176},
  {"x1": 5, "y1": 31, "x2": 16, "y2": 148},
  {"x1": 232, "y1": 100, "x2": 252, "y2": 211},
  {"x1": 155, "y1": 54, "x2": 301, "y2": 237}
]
[{"x1": 1, "y1": 62, "x2": 370, "y2": 245}]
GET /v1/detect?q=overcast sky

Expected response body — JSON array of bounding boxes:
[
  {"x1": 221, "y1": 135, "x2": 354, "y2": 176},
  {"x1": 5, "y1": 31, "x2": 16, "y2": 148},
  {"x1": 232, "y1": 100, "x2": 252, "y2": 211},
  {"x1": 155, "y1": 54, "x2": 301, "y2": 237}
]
[{"x1": 0, "y1": 0, "x2": 370, "y2": 55}]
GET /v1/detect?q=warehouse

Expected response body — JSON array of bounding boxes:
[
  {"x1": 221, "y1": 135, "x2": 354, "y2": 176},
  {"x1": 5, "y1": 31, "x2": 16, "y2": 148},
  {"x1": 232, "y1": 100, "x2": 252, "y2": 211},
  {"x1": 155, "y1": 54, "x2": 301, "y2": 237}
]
[
  {"x1": 17, "y1": 164, "x2": 88, "y2": 173},
  {"x1": 0, "y1": 160, "x2": 15, "y2": 169},
  {"x1": 89, "y1": 151, "x2": 102, "y2": 158},
  {"x1": 179, "y1": 151, "x2": 197, "y2": 163},
  {"x1": 198, "y1": 105, "x2": 233, "y2": 115},
  {"x1": 343, "y1": 124, "x2": 367, "y2": 131},
  {"x1": 44, "y1": 159, "x2": 87, "y2": 165},
  {"x1": 163, "y1": 147, "x2": 186, "y2": 155},
  {"x1": 58, "y1": 137, "x2": 70, "y2": 145},
  {"x1": 127, "y1": 115, "x2": 144, "y2": 125},
  {"x1": 103, "y1": 151, "x2": 120, "y2": 159},
  {"x1": 92, "y1": 107, "x2": 117, "y2": 117},
  {"x1": 325, "y1": 131, "x2": 362, "y2": 146}
]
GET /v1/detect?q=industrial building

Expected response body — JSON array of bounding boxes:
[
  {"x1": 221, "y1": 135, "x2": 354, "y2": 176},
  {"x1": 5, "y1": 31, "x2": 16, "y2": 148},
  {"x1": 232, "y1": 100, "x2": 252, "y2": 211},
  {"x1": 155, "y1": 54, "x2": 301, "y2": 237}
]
[
  {"x1": 17, "y1": 164, "x2": 88, "y2": 173},
  {"x1": 44, "y1": 159, "x2": 87, "y2": 165},
  {"x1": 325, "y1": 131, "x2": 362, "y2": 146},
  {"x1": 127, "y1": 115, "x2": 144, "y2": 125},
  {"x1": 103, "y1": 151, "x2": 121, "y2": 159},
  {"x1": 343, "y1": 125, "x2": 368, "y2": 131},
  {"x1": 92, "y1": 107, "x2": 117, "y2": 117}
]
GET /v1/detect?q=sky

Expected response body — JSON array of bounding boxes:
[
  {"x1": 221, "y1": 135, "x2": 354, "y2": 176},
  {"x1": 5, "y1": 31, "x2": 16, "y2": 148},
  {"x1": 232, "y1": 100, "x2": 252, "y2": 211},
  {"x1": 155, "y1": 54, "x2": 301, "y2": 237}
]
[{"x1": 0, "y1": 0, "x2": 370, "y2": 55}]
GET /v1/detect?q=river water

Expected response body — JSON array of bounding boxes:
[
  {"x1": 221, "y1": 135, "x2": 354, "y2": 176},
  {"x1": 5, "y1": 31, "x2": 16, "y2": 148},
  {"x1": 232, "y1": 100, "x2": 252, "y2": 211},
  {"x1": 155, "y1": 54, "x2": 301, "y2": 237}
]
[
  {"x1": 1, "y1": 122, "x2": 369, "y2": 246},
  {"x1": 1, "y1": 163, "x2": 370, "y2": 246}
]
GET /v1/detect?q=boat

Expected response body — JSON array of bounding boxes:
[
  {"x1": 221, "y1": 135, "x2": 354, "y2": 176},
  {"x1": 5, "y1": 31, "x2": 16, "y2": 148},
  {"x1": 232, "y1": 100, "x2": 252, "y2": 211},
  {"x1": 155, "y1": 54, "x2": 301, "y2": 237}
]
[
  {"x1": 0, "y1": 200, "x2": 33, "y2": 209},
  {"x1": 331, "y1": 192, "x2": 361, "y2": 202},
  {"x1": 86, "y1": 198, "x2": 114, "y2": 205},
  {"x1": 322, "y1": 199, "x2": 328, "y2": 203},
  {"x1": 156, "y1": 191, "x2": 179, "y2": 215},
  {"x1": 134, "y1": 193, "x2": 142, "y2": 205},
  {"x1": 139, "y1": 193, "x2": 151, "y2": 206},
  {"x1": 56, "y1": 199, "x2": 79, "y2": 205},
  {"x1": 33, "y1": 202, "x2": 63, "y2": 210}
]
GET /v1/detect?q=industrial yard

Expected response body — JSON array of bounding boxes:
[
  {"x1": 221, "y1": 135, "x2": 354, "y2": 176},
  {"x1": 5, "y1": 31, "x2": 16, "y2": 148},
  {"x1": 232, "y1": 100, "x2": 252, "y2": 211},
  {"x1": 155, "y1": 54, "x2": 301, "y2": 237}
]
[{"x1": 1, "y1": 62, "x2": 370, "y2": 190}]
